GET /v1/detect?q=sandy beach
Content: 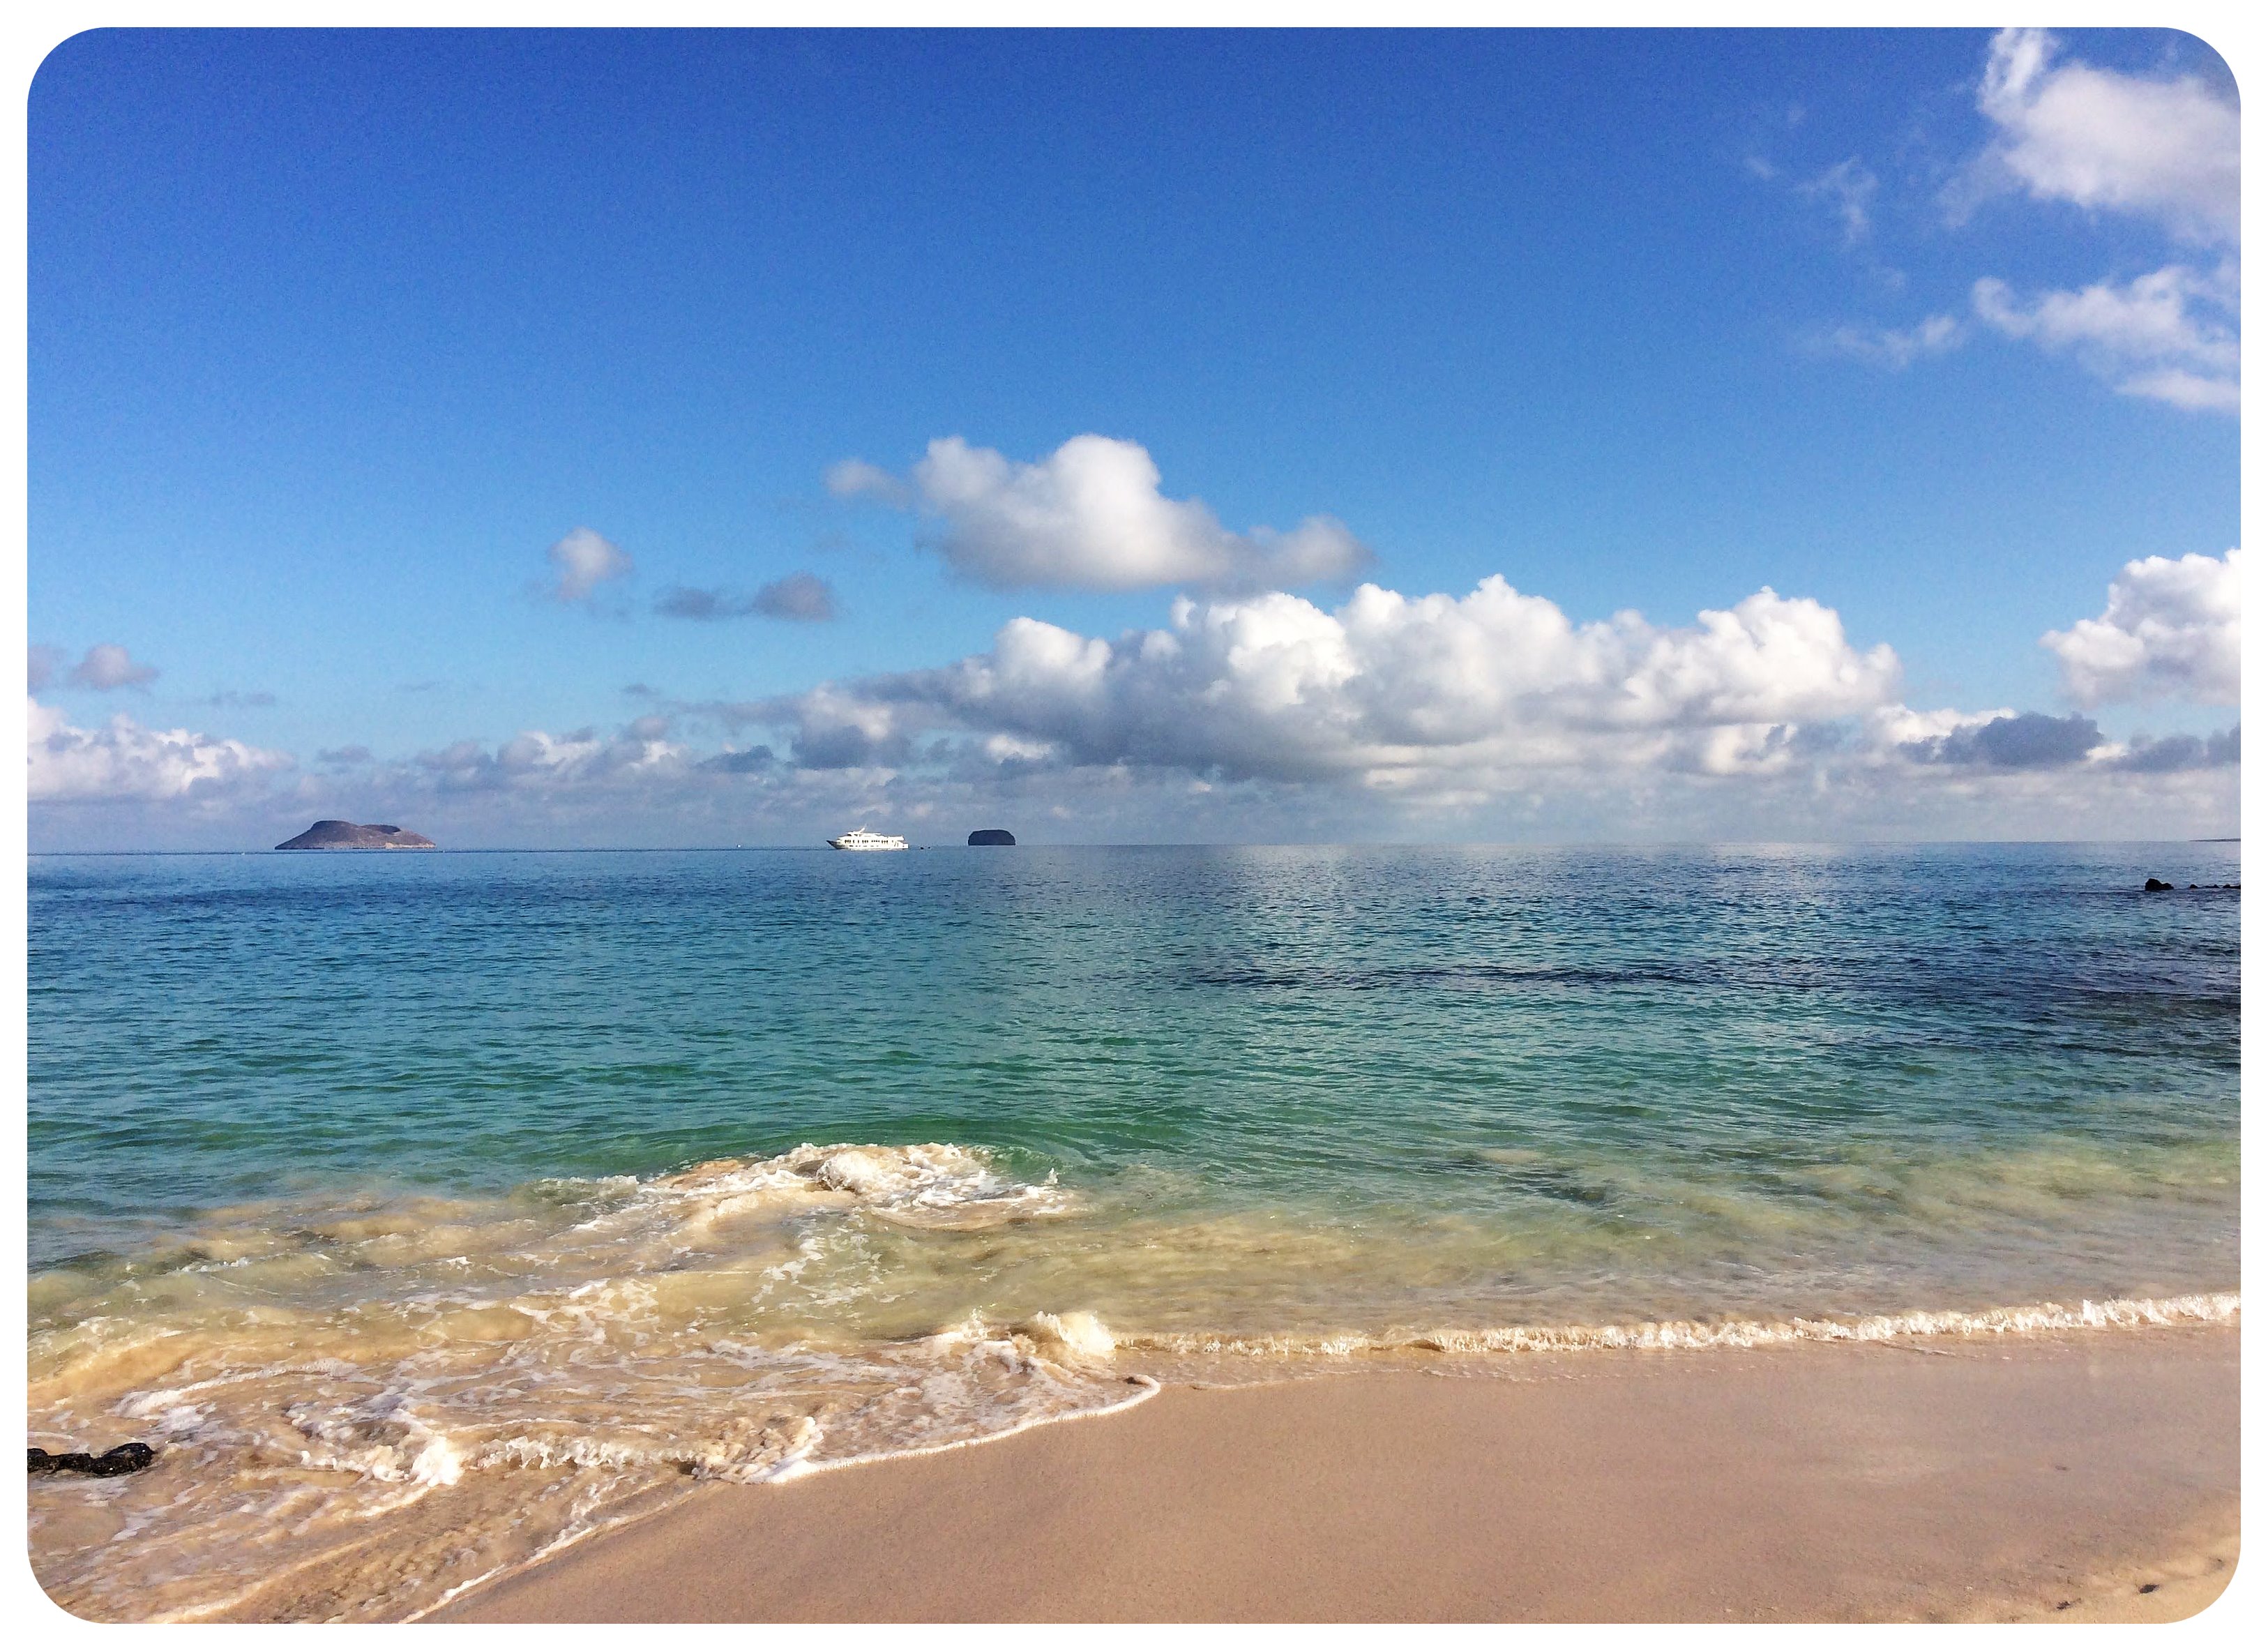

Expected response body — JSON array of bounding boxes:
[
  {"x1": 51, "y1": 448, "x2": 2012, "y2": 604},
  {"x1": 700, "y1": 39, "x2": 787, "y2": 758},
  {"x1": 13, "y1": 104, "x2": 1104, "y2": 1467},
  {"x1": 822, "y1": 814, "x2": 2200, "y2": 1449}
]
[{"x1": 441, "y1": 1323, "x2": 2238, "y2": 1624}]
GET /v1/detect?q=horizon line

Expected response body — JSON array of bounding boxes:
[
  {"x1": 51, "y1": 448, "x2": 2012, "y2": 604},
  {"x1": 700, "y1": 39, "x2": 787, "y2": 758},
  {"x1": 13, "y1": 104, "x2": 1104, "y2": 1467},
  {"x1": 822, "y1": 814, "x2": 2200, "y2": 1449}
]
[{"x1": 25, "y1": 838, "x2": 2243, "y2": 857}]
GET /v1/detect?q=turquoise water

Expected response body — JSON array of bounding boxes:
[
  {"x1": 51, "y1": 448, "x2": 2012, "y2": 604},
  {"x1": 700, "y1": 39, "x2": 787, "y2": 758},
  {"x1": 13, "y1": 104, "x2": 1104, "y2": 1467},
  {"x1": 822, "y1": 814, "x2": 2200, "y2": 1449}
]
[{"x1": 27, "y1": 843, "x2": 2241, "y2": 1619}]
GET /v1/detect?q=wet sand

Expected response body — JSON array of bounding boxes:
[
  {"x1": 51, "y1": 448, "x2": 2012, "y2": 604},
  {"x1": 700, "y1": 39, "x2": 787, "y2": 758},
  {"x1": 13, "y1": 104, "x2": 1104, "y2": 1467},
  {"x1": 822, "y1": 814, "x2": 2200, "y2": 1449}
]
[{"x1": 443, "y1": 1323, "x2": 2239, "y2": 1623}]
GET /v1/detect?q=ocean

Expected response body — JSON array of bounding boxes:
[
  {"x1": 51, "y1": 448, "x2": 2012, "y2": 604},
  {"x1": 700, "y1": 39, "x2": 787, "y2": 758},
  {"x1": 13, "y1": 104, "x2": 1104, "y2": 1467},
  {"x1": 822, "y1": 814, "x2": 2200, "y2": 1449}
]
[{"x1": 27, "y1": 843, "x2": 2241, "y2": 1620}]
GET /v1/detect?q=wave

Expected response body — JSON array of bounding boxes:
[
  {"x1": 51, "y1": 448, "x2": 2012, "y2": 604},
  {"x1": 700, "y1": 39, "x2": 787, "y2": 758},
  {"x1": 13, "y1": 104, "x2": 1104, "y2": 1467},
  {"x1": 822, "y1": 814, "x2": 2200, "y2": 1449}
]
[
  {"x1": 26, "y1": 1136, "x2": 2241, "y2": 1624},
  {"x1": 634, "y1": 1140, "x2": 1077, "y2": 1230},
  {"x1": 1121, "y1": 1290, "x2": 2241, "y2": 1359},
  {"x1": 28, "y1": 1143, "x2": 1098, "y2": 1622}
]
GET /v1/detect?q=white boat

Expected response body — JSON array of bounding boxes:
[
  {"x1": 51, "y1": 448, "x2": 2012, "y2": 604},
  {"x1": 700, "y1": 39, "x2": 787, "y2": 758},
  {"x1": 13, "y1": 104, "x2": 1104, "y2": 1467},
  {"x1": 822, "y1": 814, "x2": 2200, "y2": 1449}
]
[{"x1": 826, "y1": 827, "x2": 909, "y2": 852}]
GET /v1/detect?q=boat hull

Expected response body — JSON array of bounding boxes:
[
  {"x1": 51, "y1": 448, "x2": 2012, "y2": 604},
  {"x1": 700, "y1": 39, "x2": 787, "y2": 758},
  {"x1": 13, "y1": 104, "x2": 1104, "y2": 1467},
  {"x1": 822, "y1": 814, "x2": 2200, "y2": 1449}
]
[{"x1": 826, "y1": 831, "x2": 909, "y2": 850}]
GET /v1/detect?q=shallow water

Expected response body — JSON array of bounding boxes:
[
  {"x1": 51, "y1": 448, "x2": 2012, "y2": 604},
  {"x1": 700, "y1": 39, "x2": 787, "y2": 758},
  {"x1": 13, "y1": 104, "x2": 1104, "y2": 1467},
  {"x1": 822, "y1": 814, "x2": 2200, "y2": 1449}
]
[{"x1": 27, "y1": 843, "x2": 2241, "y2": 1619}]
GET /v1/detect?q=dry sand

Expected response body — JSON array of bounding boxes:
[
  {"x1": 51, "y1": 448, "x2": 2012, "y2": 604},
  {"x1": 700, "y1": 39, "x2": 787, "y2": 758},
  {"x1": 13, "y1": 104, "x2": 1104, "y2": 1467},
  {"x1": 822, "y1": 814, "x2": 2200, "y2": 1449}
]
[{"x1": 443, "y1": 1325, "x2": 2239, "y2": 1624}]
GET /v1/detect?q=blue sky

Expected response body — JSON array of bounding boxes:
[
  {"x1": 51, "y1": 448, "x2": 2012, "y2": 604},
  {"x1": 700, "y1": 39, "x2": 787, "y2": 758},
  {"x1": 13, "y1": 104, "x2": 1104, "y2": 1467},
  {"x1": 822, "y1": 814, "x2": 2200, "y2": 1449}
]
[{"x1": 28, "y1": 28, "x2": 2241, "y2": 847}]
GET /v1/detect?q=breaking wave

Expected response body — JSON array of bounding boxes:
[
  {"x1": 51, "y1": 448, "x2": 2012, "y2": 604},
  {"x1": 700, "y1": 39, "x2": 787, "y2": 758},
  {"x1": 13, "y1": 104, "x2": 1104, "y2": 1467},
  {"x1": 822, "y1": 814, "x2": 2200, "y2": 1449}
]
[
  {"x1": 1122, "y1": 1290, "x2": 2241, "y2": 1359},
  {"x1": 28, "y1": 1144, "x2": 1105, "y2": 1623},
  {"x1": 25, "y1": 1140, "x2": 2241, "y2": 1624}
]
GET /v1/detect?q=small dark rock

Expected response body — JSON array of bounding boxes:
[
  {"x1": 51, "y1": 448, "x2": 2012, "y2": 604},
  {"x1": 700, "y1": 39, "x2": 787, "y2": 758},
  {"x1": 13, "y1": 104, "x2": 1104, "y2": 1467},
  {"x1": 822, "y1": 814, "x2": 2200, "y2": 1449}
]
[
  {"x1": 2138, "y1": 1583, "x2": 2159, "y2": 1595},
  {"x1": 967, "y1": 829, "x2": 1016, "y2": 847},
  {"x1": 29, "y1": 1442, "x2": 156, "y2": 1477},
  {"x1": 2144, "y1": 878, "x2": 2174, "y2": 892}
]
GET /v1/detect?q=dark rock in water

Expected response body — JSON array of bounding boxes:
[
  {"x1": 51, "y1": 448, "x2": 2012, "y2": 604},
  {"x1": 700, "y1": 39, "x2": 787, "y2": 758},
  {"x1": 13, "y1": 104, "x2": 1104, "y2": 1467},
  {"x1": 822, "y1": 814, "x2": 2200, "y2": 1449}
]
[
  {"x1": 29, "y1": 1442, "x2": 156, "y2": 1477},
  {"x1": 967, "y1": 829, "x2": 1017, "y2": 847},
  {"x1": 275, "y1": 820, "x2": 438, "y2": 852},
  {"x1": 2144, "y1": 877, "x2": 2174, "y2": 891}
]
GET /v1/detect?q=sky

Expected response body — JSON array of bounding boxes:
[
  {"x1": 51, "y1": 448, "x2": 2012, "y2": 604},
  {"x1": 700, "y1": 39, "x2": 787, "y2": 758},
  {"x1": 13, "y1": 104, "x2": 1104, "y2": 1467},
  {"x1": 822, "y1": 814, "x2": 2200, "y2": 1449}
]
[{"x1": 26, "y1": 27, "x2": 2243, "y2": 848}]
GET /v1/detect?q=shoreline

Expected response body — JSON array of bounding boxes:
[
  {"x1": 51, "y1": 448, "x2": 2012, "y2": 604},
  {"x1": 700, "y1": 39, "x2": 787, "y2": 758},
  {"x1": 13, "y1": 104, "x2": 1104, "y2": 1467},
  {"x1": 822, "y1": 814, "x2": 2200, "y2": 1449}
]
[{"x1": 438, "y1": 1320, "x2": 2239, "y2": 1624}]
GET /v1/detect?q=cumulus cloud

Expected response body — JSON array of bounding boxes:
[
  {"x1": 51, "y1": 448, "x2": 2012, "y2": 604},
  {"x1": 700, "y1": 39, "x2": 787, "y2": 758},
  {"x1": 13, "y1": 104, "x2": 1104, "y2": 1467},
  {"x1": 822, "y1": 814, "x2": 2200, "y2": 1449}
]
[
  {"x1": 30, "y1": 553, "x2": 2240, "y2": 848},
  {"x1": 414, "y1": 721, "x2": 685, "y2": 794},
  {"x1": 1902, "y1": 711, "x2": 2102, "y2": 769},
  {"x1": 65, "y1": 643, "x2": 160, "y2": 691},
  {"x1": 834, "y1": 435, "x2": 1373, "y2": 591},
  {"x1": 1967, "y1": 28, "x2": 2238, "y2": 245},
  {"x1": 1815, "y1": 314, "x2": 1964, "y2": 370},
  {"x1": 28, "y1": 698, "x2": 292, "y2": 803},
  {"x1": 523, "y1": 567, "x2": 2220, "y2": 843},
  {"x1": 757, "y1": 578, "x2": 1903, "y2": 787},
  {"x1": 1972, "y1": 263, "x2": 2238, "y2": 412},
  {"x1": 2108, "y1": 727, "x2": 2239, "y2": 773},
  {"x1": 825, "y1": 458, "x2": 912, "y2": 507},
  {"x1": 1889, "y1": 703, "x2": 2241, "y2": 778},
  {"x1": 700, "y1": 745, "x2": 777, "y2": 774},
  {"x1": 2041, "y1": 548, "x2": 2241, "y2": 706},
  {"x1": 781, "y1": 681, "x2": 916, "y2": 769},
  {"x1": 655, "y1": 571, "x2": 837, "y2": 621},
  {"x1": 547, "y1": 527, "x2": 633, "y2": 602}
]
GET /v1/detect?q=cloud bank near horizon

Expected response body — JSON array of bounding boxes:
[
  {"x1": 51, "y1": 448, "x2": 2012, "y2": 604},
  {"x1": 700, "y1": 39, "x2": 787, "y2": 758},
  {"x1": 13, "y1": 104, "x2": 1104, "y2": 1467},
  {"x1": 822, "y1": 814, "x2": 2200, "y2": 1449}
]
[
  {"x1": 766, "y1": 580, "x2": 1905, "y2": 786},
  {"x1": 29, "y1": 551, "x2": 2240, "y2": 848},
  {"x1": 29, "y1": 697, "x2": 292, "y2": 806}
]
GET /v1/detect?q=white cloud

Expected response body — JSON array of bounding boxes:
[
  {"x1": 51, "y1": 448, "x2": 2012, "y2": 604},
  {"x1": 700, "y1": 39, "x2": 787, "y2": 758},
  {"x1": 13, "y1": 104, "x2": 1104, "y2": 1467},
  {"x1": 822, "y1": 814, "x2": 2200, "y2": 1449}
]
[
  {"x1": 2041, "y1": 548, "x2": 2240, "y2": 707},
  {"x1": 825, "y1": 458, "x2": 912, "y2": 506},
  {"x1": 2111, "y1": 366, "x2": 2241, "y2": 414},
  {"x1": 767, "y1": 578, "x2": 1903, "y2": 787},
  {"x1": 413, "y1": 721, "x2": 686, "y2": 794},
  {"x1": 1800, "y1": 158, "x2": 1878, "y2": 245},
  {"x1": 838, "y1": 435, "x2": 1373, "y2": 591},
  {"x1": 64, "y1": 642, "x2": 160, "y2": 691},
  {"x1": 1815, "y1": 314, "x2": 1964, "y2": 370},
  {"x1": 1972, "y1": 263, "x2": 2238, "y2": 412},
  {"x1": 28, "y1": 698, "x2": 292, "y2": 803},
  {"x1": 1970, "y1": 27, "x2": 2238, "y2": 244},
  {"x1": 30, "y1": 558, "x2": 2239, "y2": 849},
  {"x1": 1815, "y1": 34, "x2": 2241, "y2": 409},
  {"x1": 547, "y1": 527, "x2": 633, "y2": 602}
]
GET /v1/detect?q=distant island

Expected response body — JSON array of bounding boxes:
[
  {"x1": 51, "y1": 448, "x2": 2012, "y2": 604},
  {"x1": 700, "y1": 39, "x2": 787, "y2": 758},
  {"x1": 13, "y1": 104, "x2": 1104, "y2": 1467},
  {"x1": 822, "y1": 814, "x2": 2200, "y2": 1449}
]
[
  {"x1": 967, "y1": 829, "x2": 1016, "y2": 846},
  {"x1": 274, "y1": 820, "x2": 439, "y2": 851}
]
